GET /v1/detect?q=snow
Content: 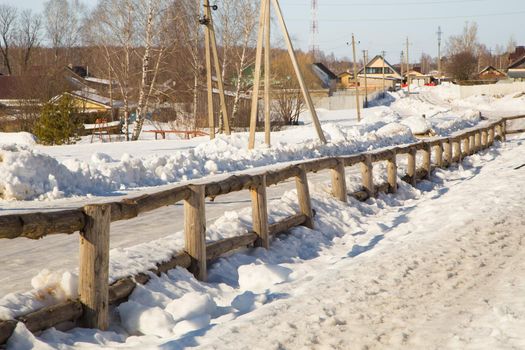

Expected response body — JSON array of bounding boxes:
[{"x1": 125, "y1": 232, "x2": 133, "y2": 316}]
[
  {"x1": 4, "y1": 135, "x2": 525, "y2": 349},
  {"x1": 2, "y1": 83, "x2": 525, "y2": 349}
]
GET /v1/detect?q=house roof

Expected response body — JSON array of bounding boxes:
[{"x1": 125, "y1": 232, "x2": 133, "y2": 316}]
[
  {"x1": 357, "y1": 55, "x2": 401, "y2": 77},
  {"x1": 53, "y1": 90, "x2": 124, "y2": 109},
  {"x1": 508, "y1": 55, "x2": 525, "y2": 70},
  {"x1": 479, "y1": 65, "x2": 506, "y2": 76},
  {"x1": 312, "y1": 63, "x2": 338, "y2": 80},
  {"x1": 338, "y1": 71, "x2": 352, "y2": 77}
]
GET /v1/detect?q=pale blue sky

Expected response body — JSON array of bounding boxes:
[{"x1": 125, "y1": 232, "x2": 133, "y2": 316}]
[{"x1": 4, "y1": 0, "x2": 525, "y2": 63}]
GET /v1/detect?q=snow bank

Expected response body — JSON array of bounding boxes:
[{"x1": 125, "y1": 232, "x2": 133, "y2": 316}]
[
  {"x1": 0, "y1": 132, "x2": 36, "y2": 146},
  {"x1": 0, "y1": 122, "x2": 417, "y2": 201}
]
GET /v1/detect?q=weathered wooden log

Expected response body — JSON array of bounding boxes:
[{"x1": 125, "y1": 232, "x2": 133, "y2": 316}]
[
  {"x1": 251, "y1": 175, "x2": 269, "y2": 249},
  {"x1": 503, "y1": 115, "x2": 525, "y2": 121},
  {"x1": 481, "y1": 129, "x2": 488, "y2": 148},
  {"x1": 462, "y1": 136, "x2": 470, "y2": 158},
  {"x1": 20, "y1": 300, "x2": 83, "y2": 333},
  {"x1": 184, "y1": 185, "x2": 207, "y2": 281},
  {"x1": 406, "y1": 147, "x2": 417, "y2": 186},
  {"x1": 468, "y1": 134, "x2": 475, "y2": 155},
  {"x1": 295, "y1": 165, "x2": 314, "y2": 229},
  {"x1": 370, "y1": 149, "x2": 395, "y2": 162},
  {"x1": 387, "y1": 151, "x2": 397, "y2": 193},
  {"x1": 156, "y1": 251, "x2": 192, "y2": 275},
  {"x1": 79, "y1": 204, "x2": 111, "y2": 330},
  {"x1": 506, "y1": 128, "x2": 525, "y2": 135},
  {"x1": 421, "y1": 143, "x2": 432, "y2": 179},
  {"x1": 433, "y1": 142, "x2": 443, "y2": 168},
  {"x1": 266, "y1": 165, "x2": 301, "y2": 186},
  {"x1": 443, "y1": 140, "x2": 452, "y2": 166},
  {"x1": 206, "y1": 233, "x2": 258, "y2": 261},
  {"x1": 303, "y1": 158, "x2": 338, "y2": 173},
  {"x1": 496, "y1": 123, "x2": 504, "y2": 141},
  {"x1": 0, "y1": 320, "x2": 17, "y2": 344},
  {"x1": 360, "y1": 154, "x2": 375, "y2": 196},
  {"x1": 474, "y1": 132, "x2": 481, "y2": 153},
  {"x1": 502, "y1": 121, "x2": 507, "y2": 141},
  {"x1": 488, "y1": 126, "x2": 495, "y2": 145},
  {"x1": 269, "y1": 214, "x2": 307, "y2": 236},
  {"x1": 341, "y1": 154, "x2": 366, "y2": 167},
  {"x1": 0, "y1": 210, "x2": 85, "y2": 240},
  {"x1": 331, "y1": 159, "x2": 347, "y2": 202}
]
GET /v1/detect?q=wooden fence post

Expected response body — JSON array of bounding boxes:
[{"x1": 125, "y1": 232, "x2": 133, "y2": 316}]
[
  {"x1": 452, "y1": 139, "x2": 462, "y2": 163},
  {"x1": 360, "y1": 154, "x2": 375, "y2": 196},
  {"x1": 295, "y1": 165, "x2": 314, "y2": 229},
  {"x1": 444, "y1": 139, "x2": 452, "y2": 167},
  {"x1": 422, "y1": 143, "x2": 431, "y2": 179},
  {"x1": 251, "y1": 175, "x2": 269, "y2": 249},
  {"x1": 496, "y1": 123, "x2": 503, "y2": 141},
  {"x1": 387, "y1": 150, "x2": 397, "y2": 193},
  {"x1": 474, "y1": 132, "x2": 481, "y2": 153},
  {"x1": 481, "y1": 129, "x2": 488, "y2": 149},
  {"x1": 468, "y1": 134, "x2": 475, "y2": 155},
  {"x1": 462, "y1": 136, "x2": 470, "y2": 158},
  {"x1": 407, "y1": 147, "x2": 417, "y2": 186},
  {"x1": 501, "y1": 121, "x2": 507, "y2": 141},
  {"x1": 184, "y1": 185, "x2": 207, "y2": 281},
  {"x1": 331, "y1": 159, "x2": 347, "y2": 202},
  {"x1": 434, "y1": 142, "x2": 443, "y2": 168},
  {"x1": 79, "y1": 204, "x2": 111, "y2": 330},
  {"x1": 489, "y1": 126, "x2": 495, "y2": 145}
]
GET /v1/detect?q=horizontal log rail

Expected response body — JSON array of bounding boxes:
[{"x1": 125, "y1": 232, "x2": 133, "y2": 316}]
[{"x1": 0, "y1": 115, "x2": 524, "y2": 344}]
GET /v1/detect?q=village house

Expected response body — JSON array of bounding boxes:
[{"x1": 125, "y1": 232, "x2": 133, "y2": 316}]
[
  {"x1": 337, "y1": 71, "x2": 353, "y2": 89},
  {"x1": 477, "y1": 65, "x2": 507, "y2": 81},
  {"x1": 357, "y1": 55, "x2": 403, "y2": 90},
  {"x1": 507, "y1": 56, "x2": 525, "y2": 81}
]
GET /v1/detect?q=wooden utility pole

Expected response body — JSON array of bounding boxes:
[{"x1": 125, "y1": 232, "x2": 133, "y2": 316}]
[
  {"x1": 351, "y1": 34, "x2": 361, "y2": 122},
  {"x1": 202, "y1": 0, "x2": 231, "y2": 139},
  {"x1": 406, "y1": 37, "x2": 410, "y2": 94},
  {"x1": 362, "y1": 50, "x2": 369, "y2": 108},
  {"x1": 381, "y1": 50, "x2": 386, "y2": 98},
  {"x1": 203, "y1": 10, "x2": 214, "y2": 139},
  {"x1": 249, "y1": 0, "x2": 327, "y2": 149},
  {"x1": 437, "y1": 26, "x2": 443, "y2": 78},
  {"x1": 248, "y1": 1, "x2": 267, "y2": 149},
  {"x1": 264, "y1": 0, "x2": 271, "y2": 146}
]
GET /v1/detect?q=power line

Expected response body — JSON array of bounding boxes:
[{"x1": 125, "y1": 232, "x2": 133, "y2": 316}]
[
  {"x1": 286, "y1": 0, "x2": 487, "y2": 6},
  {"x1": 286, "y1": 10, "x2": 525, "y2": 23}
]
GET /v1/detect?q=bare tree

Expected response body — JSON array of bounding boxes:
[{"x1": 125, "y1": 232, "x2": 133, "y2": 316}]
[
  {"x1": 0, "y1": 4, "x2": 17, "y2": 75},
  {"x1": 15, "y1": 10, "x2": 42, "y2": 73},
  {"x1": 446, "y1": 22, "x2": 480, "y2": 57},
  {"x1": 420, "y1": 53, "x2": 433, "y2": 74},
  {"x1": 447, "y1": 51, "x2": 478, "y2": 81},
  {"x1": 43, "y1": 0, "x2": 86, "y2": 62},
  {"x1": 216, "y1": 0, "x2": 259, "y2": 123}
]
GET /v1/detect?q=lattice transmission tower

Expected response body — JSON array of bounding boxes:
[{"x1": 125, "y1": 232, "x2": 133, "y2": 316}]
[{"x1": 310, "y1": 0, "x2": 319, "y2": 60}]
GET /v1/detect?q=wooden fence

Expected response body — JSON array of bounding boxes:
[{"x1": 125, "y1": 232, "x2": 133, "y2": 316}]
[{"x1": 0, "y1": 115, "x2": 523, "y2": 343}]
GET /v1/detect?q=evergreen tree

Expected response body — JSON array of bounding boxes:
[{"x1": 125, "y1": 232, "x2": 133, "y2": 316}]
[{"x1": 33, "y1": 95, "x2": 83, "y2": 145}]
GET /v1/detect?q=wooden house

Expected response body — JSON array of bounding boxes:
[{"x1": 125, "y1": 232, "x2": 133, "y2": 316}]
[
  {"x1": 357, "y1": 55, "x2": 402, "y2": 89},
  {"x1": 338, "y1": 71, "x2": 354, "y2": 89},
  {"x1": 478, "y1": 65, "x2": 507, "y2": 81},
  {"x1": 507, "y1": 57, "x2": 525, "y2": 81}
]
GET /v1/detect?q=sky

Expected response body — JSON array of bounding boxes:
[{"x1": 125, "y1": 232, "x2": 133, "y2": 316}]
[{"x1": 3, "y1": 0, "x2": 525, "y2": 64}]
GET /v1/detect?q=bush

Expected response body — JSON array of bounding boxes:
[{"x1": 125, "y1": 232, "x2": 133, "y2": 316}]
[{"x1": 33, "y1": 95, "x2": 84, "y2": 145}]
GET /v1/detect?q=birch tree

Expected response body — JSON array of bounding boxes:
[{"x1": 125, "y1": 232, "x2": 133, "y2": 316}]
[{"x1": 216, "y1": 0, "x2": 259, "y2": 123}]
